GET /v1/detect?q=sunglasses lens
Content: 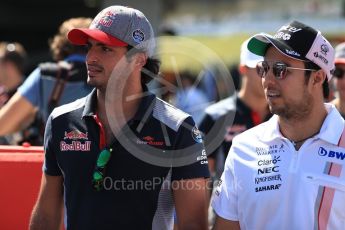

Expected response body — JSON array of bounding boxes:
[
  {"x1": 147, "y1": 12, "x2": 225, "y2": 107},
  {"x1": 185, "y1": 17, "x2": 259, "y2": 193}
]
[
  {"x1": 273, "y1": 63, "x2": 287, "y2": 79},
  {"x1": 333, "y1": 68, "x2": 344, "y2": 79}
]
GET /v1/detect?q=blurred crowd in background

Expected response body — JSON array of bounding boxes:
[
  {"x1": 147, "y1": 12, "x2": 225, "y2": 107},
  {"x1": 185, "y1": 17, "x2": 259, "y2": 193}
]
[{"x1": 0, "y1": 0, "x2": 345, "y2": 147}]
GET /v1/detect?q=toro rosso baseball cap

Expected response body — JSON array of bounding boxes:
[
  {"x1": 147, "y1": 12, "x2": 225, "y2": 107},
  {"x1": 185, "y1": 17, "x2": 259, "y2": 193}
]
[{"x1": 67, "y1": 5, "x2": 155, "y2": 57}]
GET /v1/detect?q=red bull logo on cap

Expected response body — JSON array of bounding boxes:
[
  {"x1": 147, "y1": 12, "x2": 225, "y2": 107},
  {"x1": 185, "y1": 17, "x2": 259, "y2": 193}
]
[{"x1": 64, "y1": 130, "x2": 88, "y2": 140}]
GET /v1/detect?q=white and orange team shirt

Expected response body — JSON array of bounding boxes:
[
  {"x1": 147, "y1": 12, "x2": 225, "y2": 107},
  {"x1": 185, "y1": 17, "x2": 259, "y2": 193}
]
[{"x1": 212, "y1": 104, "x2": 345, "y2": 230}]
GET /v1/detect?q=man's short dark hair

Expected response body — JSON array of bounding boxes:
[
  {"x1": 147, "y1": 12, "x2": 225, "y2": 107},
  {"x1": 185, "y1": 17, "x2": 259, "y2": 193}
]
[
  {"x1": 304, "y1": 61, "x2": 329, "y2": 99},
  {"x1": 126, "y1": 46, "x2": 160, "y2": 85}
]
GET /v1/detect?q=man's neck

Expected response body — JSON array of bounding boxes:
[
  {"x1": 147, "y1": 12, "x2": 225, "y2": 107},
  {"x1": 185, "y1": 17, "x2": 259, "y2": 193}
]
[
  {"x1": 96, "y1": 82, "x2": 143, "y2": 143},
  {"x1": 278, "y1": 103, "x2": 327, "y2": 148}
]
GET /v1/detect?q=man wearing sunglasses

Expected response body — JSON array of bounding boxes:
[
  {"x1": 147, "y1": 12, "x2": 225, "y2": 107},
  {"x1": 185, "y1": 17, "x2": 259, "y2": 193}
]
[
  {"x1": 331, "y1": 42, "x2": 345, "y2": 118},
  {"x1": 211, "y1": 21, "x2": 345, "y2": 230},
  {"x1": 30, "y1": 6, "x2": 210, "y2": 230}
]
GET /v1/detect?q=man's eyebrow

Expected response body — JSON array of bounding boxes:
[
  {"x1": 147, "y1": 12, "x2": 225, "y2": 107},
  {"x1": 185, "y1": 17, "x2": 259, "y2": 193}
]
[
  {"x1": 95, "y1": 42, "x2": 108, "y2": 47},
  {"x1": 86, "y1": 40, "x2": 109, "y2": 47}
]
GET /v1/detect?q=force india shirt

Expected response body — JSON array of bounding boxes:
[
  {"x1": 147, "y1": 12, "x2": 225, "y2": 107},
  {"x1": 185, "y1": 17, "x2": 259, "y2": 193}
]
[{"x1": 212, "y1": 104, "x2": 345, "y2": 230}]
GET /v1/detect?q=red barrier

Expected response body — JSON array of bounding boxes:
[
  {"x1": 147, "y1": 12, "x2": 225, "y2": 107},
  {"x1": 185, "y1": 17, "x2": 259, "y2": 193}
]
[{"x1": 0, "y1": 145, "x2": 44, "y2": 230}]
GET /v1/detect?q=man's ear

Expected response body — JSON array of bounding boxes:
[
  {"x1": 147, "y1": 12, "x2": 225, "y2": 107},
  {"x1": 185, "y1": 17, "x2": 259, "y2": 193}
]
[
  {"x1": 238, "y1": 64, "x2": 247, "y2": 75},
  {"x1": 313, "y1": 70, "x2": 327, "y2": 85},
  {"x1": 134, "y1": 53, "x2": 147, "y2": 68}
]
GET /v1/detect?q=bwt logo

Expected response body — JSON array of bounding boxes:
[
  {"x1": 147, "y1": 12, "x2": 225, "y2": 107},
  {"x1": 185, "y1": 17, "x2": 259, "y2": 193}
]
[{"x1": 318, "y1": 147, "x2": 345, "y2": 160}]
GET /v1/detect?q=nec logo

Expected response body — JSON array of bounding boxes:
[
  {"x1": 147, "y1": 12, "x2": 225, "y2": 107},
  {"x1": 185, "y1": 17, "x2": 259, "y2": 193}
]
[
  {"x1": 318, "y1": 147, "x2": 345, "y2": 160},
  {"x1": 258, "y1": 166, "x2": 279, "y2": 175}
]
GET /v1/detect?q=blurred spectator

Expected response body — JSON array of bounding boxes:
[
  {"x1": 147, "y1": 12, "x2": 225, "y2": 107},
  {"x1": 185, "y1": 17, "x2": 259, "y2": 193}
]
[
  {"x1": 200, "y1": 66, "x2": 220, "y2": 102},
  {"x1": 199, "y1": 38, "x2": 271, "y2": 175},
  {"x1": 0, "y1": 42, "x2": 27, "y2": 106},
  {"x1": 0, "y1": 17, "x2": 93, "y2": 145},
  {"x1": 0, "y1": 42, "x2": 27, "y2": 144},
  {"x1": 200, "y1": 64, "x2": 237, "y2": 103},
  {"x1": 159, "y1": 23, "x2": 177, "y2": 36},
  {"x1": 174, "y1": 71, "x2": 210, "y2": 124},
  {"x1": 331, "y1": 42, "x2": 345, "y2": 118},
  {"x1": 229, "y1": 64, "x2": 241, "y2": 92},
  {"x1": 200, "y1": 39, "x2": 271, "y2": 227}
]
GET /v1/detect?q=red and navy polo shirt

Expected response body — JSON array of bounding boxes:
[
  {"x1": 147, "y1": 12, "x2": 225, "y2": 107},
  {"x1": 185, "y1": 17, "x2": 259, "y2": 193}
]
[{"x1": 43, "y1": 88, "x2": 209, "y2": 230}]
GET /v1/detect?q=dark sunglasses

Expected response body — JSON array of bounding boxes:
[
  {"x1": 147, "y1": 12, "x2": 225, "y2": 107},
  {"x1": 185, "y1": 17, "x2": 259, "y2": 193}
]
[
  {"x1": 256, "y1": 61, "x2": 317, "y2": 80},
  {"x1": 92, "y1": 147, "x2": 113, "y2": 191},
  {"x1": 333, "y1": 68, "x2": 345, "y2": 79}
]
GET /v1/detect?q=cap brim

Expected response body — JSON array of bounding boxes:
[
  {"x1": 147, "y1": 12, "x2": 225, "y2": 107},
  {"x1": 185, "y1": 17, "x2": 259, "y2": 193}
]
[
  {"x1": 335, "y1": 58, "x2": 345, "y2": 65},
  {"x1": 67, "y1": 28, "x2": 128, "y2": 47},
  {"x1": 247, "y1": 33, "x2": 306, "y2": 61}
]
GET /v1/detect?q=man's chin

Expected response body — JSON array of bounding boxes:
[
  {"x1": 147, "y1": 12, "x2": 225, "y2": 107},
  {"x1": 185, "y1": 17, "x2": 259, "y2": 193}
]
[{"x1": 269, "y1": 105, "x2": 284, "y2": 116}]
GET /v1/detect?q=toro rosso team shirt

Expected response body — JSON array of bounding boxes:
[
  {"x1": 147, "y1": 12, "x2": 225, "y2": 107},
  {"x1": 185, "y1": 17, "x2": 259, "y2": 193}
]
[
  {"x1": 212, "y1": 104, "x2": 345, "y2": 230},
  {"x1": 43, "y1": 88, "x2": 209, "y2": 230}
]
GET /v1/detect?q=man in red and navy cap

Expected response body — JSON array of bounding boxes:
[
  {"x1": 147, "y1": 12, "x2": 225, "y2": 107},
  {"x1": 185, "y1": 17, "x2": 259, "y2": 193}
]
[{"x1": 30, "y1": 6, "x2": 210, "y2": 230}]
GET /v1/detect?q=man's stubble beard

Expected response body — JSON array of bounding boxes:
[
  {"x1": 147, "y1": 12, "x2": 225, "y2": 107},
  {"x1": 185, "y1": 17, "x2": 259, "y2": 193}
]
[{"x1": 269, "y1": 90, "x2": 314, "y2": 121}]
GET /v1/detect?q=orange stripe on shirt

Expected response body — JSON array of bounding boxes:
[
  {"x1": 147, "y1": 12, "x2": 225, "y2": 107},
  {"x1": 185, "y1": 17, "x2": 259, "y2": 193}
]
[{"x1": 318, "y1": 163, "x2": 342, "y2": 230}]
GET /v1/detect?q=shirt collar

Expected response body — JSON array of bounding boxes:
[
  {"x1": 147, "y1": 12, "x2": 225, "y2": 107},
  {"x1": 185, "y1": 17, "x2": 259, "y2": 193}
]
[
  {"x1": 260, "y1": 103, "x2": 345, "y2": 145},
  {"x1": 261, "y1": 115, "x2": 281, "y2": 142},
  {"x1": 82, "y1": 88, "x2": 97, "y2": 117},
  {"x1": 318, "y1": 103, "x2": 345, "y2": 145},
  {"x1": 81, "y1": 85, "x2": 156, "y2": 121},
  {"x1": 131, "y1": 90, "x2": 156, "y2": 121}
]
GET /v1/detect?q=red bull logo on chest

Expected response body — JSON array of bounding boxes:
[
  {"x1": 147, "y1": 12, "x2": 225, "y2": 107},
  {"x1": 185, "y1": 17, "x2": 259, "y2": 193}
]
[
  {"x1": 60, "y1": 141, "x2": 91, "y2": 151},
  {"x1": 61, "y1": 130, "x2": 91, "y2": 151}
]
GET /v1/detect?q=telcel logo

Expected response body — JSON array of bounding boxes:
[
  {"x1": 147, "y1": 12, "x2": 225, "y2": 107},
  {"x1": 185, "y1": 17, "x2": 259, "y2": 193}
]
[{"x1": 318, "y1": 147, "x2": 345, "y2": 160}]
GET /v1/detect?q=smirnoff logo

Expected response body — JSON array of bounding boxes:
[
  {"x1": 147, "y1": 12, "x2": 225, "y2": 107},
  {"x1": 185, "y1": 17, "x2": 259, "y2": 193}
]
[{"x1": 60, "y1": 141, "x2": 91, "y2": 151}]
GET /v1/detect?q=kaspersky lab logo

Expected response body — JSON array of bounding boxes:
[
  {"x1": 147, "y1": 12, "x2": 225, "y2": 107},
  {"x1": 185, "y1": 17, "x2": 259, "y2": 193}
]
[{"x1": 318, "y1": 147, "x2": 345, "y2": 160}]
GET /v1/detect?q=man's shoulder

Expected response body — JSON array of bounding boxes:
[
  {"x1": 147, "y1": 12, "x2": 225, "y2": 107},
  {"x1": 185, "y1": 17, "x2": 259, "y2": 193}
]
[
  {"x1": 50, "y1": 96, "x2": 87, "y2": 120},
  {"x1": 152, "y1": 97, "x2": 191, "y2": 132},
  {"x1": 204, "y1": 95, "x2": 236, "y2": 119}
]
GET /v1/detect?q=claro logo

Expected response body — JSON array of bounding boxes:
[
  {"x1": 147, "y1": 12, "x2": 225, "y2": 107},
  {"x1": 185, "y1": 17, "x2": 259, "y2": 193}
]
[{"x1": 318, "y1": 147, "x2": 345, "y2": 160}]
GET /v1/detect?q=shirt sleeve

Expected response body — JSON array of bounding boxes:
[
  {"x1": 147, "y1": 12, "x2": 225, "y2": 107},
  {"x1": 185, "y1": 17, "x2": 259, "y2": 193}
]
[
  {"x1": 17, "y1": 68, "x2": 41, "y2": 107},
  {"x1": 211, "y1": 144, "x2": 239, "y2": 221},
  {"x1": 198, "y1": 113, "x2": 220, "y2": 159},
  {"x1": 171, "y1": 116, "x2": 210, "y2": 181},
  {"x1": 42, "y1": 114, "x2": 62, "y2": 176}
]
